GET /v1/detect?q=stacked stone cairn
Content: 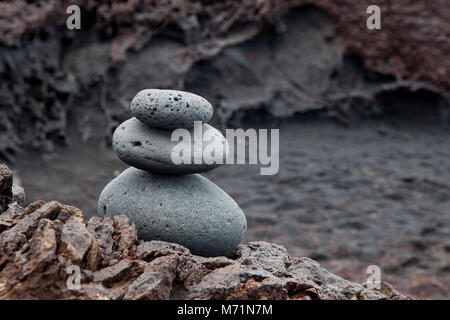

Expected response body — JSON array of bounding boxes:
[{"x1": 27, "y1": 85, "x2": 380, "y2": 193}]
[{"x1": 98, "y1": 89, "x2": 247, "y2": 257}]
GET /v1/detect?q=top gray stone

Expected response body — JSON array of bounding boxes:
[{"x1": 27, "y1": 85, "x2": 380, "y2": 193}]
[{"x1": 130, "y1": 89, "x2": 213, "y2": 129}]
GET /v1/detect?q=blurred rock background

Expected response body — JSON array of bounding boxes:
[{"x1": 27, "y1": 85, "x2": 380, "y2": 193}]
[{"x1": 0, "y1": 0, "x2": 448, "y2": 298}]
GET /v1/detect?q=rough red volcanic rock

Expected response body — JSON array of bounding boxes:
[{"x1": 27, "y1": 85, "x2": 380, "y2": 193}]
[
  {"x1": 0, "y1": 165, "x2": 408, "y2": 300},
  {"x1": 0, "y1": 164, "x2": 14, "y2": 213}
]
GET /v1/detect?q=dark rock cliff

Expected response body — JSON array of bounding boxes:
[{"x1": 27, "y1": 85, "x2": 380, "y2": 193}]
[{"x1": 0, "y1": 1, "x2": 448, "y2": 160}]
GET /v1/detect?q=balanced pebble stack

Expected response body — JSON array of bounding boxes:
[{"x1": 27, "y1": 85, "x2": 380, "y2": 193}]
[{"x1": 98, "y1": 89, "x2": 247, "y2": 257}]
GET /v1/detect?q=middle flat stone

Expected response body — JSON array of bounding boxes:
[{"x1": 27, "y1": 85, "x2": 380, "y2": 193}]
[{"x1": 113, "y1": 118, "x2": 228, "y2": 174}]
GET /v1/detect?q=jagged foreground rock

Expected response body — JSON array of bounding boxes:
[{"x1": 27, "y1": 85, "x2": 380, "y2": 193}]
[{"x1": 0, "y1": 165, "x2": 407, "y2": 300}]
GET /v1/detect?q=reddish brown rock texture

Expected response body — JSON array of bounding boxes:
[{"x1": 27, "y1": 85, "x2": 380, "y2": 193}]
[
  {"x1": 1, "y1": 0, "x2": 448, "y2": 90},
  {"x1": 0, "y1": 164, "x2": 408, "y2": 300}
]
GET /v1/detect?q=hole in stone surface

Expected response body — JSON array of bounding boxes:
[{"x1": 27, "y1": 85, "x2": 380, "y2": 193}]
[
  {"x1": 132, "y1": 141, "x2": 142, "y2": 147},
  {"x1": 103, "y1": 205, "x2": 106, "y2": 214}
]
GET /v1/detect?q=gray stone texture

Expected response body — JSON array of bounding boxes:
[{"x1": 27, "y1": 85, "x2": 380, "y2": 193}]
[
  {"x1": 112, "y1": 117, "x2": 227, "y2": 174},
  {"x1": 97, "y1": 167, "x2": 247, "y2": 257},
  {"x1": 130, "y1": 89, "x2": 213, "y2": 129}
]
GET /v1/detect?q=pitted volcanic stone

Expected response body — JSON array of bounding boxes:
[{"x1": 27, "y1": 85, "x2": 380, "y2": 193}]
[
  {"x1": 97, "y1": 167, "x2": 247, "y2": 257},
  {"x1": 130, "y1": 89, "x2": 213, "y2": 129},
  {"x1": 113, "y1": 117, "x2": 228, "y2": 174}
]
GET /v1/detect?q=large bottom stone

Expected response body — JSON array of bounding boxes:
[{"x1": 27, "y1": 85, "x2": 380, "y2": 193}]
[{"x1": 97, "y1": 167, "x2": 247, "y2": 257}]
